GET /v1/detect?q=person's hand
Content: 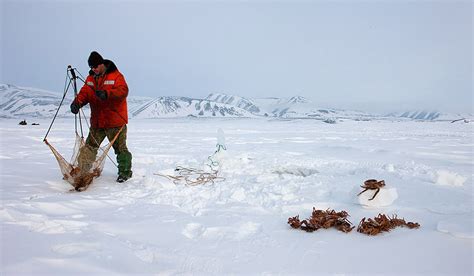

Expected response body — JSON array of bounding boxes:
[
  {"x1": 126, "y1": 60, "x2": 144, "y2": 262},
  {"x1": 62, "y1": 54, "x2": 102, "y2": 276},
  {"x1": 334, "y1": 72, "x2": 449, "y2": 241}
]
[
  {"x1": 70, "y1": 102, "x2": 80, "y2": 114},
  {"x1": 95, "y1": 90, "x2": 107, "y2": 100}
]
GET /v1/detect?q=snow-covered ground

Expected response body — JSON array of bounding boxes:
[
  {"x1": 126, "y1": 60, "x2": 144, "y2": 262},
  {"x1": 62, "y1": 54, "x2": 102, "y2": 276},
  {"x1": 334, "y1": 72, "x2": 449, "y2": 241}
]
[{"x1": 1, "y1": 118, "x2": 473, "y2": 275}]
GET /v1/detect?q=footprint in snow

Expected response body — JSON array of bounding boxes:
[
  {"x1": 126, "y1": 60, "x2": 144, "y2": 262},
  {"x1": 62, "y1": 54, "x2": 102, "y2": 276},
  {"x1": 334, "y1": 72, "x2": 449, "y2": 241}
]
[{"x1": 52, "y1": 242, "x2": 101, "y2": 256}]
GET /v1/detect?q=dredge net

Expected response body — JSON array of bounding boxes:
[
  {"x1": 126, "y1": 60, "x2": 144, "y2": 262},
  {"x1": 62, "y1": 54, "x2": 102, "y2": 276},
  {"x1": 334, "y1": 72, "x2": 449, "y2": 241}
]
[{"x1": 44, "y1": 126, "x2": 123, "y2": 191}]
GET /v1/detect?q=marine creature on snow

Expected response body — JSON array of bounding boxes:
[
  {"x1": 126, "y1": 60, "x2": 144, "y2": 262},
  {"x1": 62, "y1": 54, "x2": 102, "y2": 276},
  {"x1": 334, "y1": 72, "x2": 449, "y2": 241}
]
[
  {"x1": 288, "y1": 207, "x2": 354, "y2": 233},
  {"x1": 357, "y1": 213, "x2": 420, "y2": 236},
  {"x1": 358, "y1": 179, "x2": 386, "y2": 200}
]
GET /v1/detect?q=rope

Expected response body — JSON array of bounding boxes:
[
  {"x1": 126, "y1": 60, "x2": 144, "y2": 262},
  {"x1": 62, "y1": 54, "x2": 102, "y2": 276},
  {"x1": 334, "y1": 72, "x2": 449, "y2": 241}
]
[
  {"x1": 75, "y1": 70, "x2": 87, "y2": 83},
  {"x1": 207, "y1": 144, "x2": 226, "y2": 169},
  {"x1": 155, "y1": 166, "x2": 225, "y2": 186},
  {"x1": 43, "y1": 69, "x2": 73, "y2": 141},
  {"x1": 69, "y1": 67, "x2": 84, "y2": 138},
  {"x1": 155, "y1": 143, "x2": 226, "y2": 186}
]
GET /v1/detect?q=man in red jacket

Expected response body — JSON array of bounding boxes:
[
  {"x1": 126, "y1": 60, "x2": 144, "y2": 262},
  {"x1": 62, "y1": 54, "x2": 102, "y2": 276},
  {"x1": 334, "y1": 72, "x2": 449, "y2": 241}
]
[{"x1": 70, "y1": 51, "x2": 132, "y2": 183}]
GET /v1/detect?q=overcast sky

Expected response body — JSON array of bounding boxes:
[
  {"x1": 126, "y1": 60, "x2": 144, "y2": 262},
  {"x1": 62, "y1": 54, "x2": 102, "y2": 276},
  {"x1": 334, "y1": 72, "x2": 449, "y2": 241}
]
[{"x1": 1, "y1": 0, "x2": 472, "y2": 112}]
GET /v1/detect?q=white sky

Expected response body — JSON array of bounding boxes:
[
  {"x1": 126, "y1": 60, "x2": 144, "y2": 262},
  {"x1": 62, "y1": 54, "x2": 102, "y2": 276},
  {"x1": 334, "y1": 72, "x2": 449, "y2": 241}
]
[{"x1": 1, "y1": 0, "x2": 472, "y2": 113}]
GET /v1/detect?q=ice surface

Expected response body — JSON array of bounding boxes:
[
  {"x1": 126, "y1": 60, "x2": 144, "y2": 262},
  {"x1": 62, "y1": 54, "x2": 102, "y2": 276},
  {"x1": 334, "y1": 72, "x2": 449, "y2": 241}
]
[
  {"x1": 0, "y1": 118, "x2": 472, "y2": 275},
  {"x1": 437, "y1": 215, "x2": 473, "y2": 239}
]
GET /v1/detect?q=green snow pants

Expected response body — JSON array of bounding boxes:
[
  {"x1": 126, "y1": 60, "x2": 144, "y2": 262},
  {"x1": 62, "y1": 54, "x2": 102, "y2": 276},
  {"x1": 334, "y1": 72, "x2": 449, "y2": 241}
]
[{"x1": 77, "y1": 125, "x2": 133, "y2": 178}]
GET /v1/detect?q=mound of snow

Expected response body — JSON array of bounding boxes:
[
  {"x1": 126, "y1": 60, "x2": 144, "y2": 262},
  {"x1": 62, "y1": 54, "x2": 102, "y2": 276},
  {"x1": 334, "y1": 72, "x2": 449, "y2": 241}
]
[
  {"x1": 356, "y1": 187, "x2": 398, "y2": 208},
  {"x1": 383, "y1": 163, "x2": 396, "y2": 172},
  {"x1": 182, "y1": 223, "x2": 205, "y2": 239},
  {"x1": 434, "y1": 170, "x2": 466, "y2": 187}
]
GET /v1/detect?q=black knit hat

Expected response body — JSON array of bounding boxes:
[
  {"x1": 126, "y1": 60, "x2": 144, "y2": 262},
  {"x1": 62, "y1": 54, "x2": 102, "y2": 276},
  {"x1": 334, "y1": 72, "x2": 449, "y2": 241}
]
[{"x1": 88, "y1": 51, "x2": 104, "y2": 68}]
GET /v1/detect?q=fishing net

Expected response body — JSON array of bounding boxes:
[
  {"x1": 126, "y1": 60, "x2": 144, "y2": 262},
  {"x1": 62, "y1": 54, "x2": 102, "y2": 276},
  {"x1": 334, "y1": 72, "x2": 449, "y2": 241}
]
[
  {"x1": 42, "y1": 66, "x2": 124, "y2": 191},
  {"x1": 44, "y1": 126, "x2": 123, "y2": 191},
  {"x1": 154, "y1": 129, "x2": 227, "y2": 186}
]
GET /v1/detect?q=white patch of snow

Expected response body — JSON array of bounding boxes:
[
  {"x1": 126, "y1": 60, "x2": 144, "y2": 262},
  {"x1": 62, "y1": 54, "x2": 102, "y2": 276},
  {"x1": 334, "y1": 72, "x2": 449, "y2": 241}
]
[{"x1": 434, "y1": 170, "x2": 466, "y2": 187}]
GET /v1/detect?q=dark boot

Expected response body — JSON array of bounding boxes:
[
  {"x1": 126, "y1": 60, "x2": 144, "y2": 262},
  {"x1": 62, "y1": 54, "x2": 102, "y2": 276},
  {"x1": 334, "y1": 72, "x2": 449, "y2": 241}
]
[
  {"x1": 117, "y1": 151, "x2": 132, "y2": 182},
  {"x1": 117, "y1": 174, "x2": 132, "y2": 183}
]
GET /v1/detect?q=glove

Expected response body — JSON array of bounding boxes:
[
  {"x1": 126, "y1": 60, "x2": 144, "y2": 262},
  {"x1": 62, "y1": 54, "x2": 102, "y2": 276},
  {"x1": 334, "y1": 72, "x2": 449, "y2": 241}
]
[
  {"x1": 70, "y1": 102, "x2": 81, "y2": 114},
  {"x1": 95, "y1": 90, "x2": 107, "y2": 100}
]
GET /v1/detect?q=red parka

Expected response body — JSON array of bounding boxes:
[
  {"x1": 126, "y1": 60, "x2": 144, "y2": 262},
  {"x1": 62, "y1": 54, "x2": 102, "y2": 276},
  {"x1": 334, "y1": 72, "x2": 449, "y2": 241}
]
[{"x1": 74, "y1": 60, "x2": 129, "y2": 129}]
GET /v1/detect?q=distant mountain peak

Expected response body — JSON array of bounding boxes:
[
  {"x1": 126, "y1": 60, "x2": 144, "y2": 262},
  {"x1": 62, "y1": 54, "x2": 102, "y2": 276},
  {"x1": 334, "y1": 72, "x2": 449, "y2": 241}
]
[
  {"x1": 384, "y1": 109, "x2": 473, "y2": 121},
  {"x1": 386, "y1": 110, "x2": 442, "y2": 120},
  {"x1": 206, "y1": 92, "x2": 260, "y2": 114},
  {"x1": 287, "y1": 96, "x2": 310, "y2": 104}
]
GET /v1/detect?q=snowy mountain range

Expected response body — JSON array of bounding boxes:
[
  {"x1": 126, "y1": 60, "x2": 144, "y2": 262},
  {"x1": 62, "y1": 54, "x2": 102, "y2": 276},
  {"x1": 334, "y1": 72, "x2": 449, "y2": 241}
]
[{"x1": 0, "y1": 84, "x2": 471, "y2": 122}]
